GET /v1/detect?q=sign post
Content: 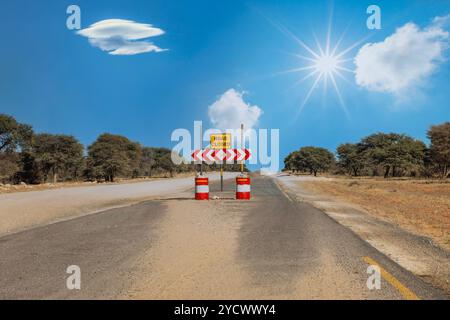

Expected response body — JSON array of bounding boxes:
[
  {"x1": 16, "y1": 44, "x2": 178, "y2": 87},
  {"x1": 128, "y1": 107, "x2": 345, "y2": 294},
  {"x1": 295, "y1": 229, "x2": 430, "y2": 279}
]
[
  {"x1": 200, "y1": 122, "x2": 203, "y2": 176},
  {"x1": 210, "y1": 133, "x2": 231, "y2": 192},
  {"x1": 220, "y1": 163, "x2": 223, "y2": 191},
  {"x1": 240, "y1": 124, "x2": 244, "y2": 174}
]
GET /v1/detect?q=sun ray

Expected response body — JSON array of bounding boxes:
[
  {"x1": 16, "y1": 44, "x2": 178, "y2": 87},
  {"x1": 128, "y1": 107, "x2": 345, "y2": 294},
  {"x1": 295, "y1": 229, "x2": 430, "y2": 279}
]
[
  {"x1": 295, "y1": 72, "x2": 324, "y2": 119},
  {"x1": 335, "y1": 33, "x2": 374, "y2": 60},
  {"x1": 299, "y1": 68, "x2": 321, "y2": 81},
  {"x1": 275, "y1": 65, "x2": 317, "y2": 76},
  {"x1": 255, "y1": 9, "x2": 321, "y2": 59},
  {"x1": 331, "y1": 22, "x2": 352, "y2": 56},
  {"x1": 325, "y1": 1, "x2": 334, "y2": 56},
  {"x1": 335, "y1": 66, "x2": 354, "y2": 73},
  {"x1": 286, "y1": 68, "x2": 321, "y2": 92},
  {"x1": 290, "y1": 53, "x2": 317, "y2": 63},
  {"x1": 336, "y1": 57, "x2": 353, "y2": 63},
  {"x1": 313, "y1": 32, "x2": 325, "y2": 57},
  {"x1": 329, "y1": 72, "x2": 350, "y2": 120},
  {"x1": 271, "y1": 19, "x2": 321, "y2": 59},
  {"x1": 333, "y1": 69, "x2": 356, "y2": 87}
]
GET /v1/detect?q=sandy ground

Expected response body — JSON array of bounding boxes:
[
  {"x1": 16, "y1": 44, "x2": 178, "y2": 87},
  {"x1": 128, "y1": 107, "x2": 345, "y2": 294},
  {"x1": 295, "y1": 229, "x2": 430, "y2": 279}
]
[
  {"x1": 299, "y1": 176, "x2": 450, "y2": 251},
  {"x1": 276, "y1": 174, "x2": 450, "y2": 295},
  {"x1": 0, "y1": 173, "x2": 196, "y2": 194},
  {"x1": 0, "y1": 172, "x2": 237, "y2": 237}
]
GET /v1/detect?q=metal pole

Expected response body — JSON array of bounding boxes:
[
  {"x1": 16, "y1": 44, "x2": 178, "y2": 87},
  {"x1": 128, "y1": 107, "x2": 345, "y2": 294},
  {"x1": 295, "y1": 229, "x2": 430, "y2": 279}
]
[
  {"x1": 240, "y1": 124, "x2": 244, "y2": 174},
  {"x1": 220, "y1": 162, "x2": 223, "y2": 191},
  {"x1": 200, "y1": 122, "x2": 203, "y2": 176}
]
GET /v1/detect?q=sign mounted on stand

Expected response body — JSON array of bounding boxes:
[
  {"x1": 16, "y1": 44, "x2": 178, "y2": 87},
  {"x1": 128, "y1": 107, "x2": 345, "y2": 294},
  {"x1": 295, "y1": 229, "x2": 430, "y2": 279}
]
[
  {"x1": 191, "y1": 123, "x2": 251, "y2": 199},
  {"x1": 210, "y1": 133, "x2": 231, "y2": 150}
]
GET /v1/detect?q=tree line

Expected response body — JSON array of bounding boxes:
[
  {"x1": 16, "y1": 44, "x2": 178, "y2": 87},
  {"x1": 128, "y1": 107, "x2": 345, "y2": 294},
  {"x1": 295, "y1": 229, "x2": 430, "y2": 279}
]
[
  {"x1": 284, "y1": 122, "x2": 450, "y2": 179},
  {"x1": 0, "y1": 114, "x2": 244, "y2": 184}
]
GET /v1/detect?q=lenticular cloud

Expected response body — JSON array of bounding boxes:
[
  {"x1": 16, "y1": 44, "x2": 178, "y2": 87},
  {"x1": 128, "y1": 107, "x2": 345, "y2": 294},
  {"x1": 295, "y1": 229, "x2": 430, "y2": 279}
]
[{"x1": 77, "y1": 19, "x2": 167, "y2": 55}]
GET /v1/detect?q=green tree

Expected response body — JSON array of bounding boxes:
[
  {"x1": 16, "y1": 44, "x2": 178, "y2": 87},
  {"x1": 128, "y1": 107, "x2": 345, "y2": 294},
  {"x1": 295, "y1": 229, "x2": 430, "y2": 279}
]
[
  {"x1": 150, "y1": 148, "x2": 175, "y2": 177},
  {"x1": 87, "y1": 134, "x2": 141, "y2": 182},
  {"x1": 359, "y1": 133, "x2": 425, "y2": 178},
  {"x1": 428, "y1": 122, "x2": 450, "y2": 178},
  {"x1": 283, "y1": 152, "x2": 295, "y2": 172},
  {"x1": 336, "y1": 143, "x2": 366, "y2": 176},
  {"x1": 0, "y1": 114, "x2": 34, "y2": 182},
  {"x1": 33, "y1": 134, "x2": 84, "y2": 183},
  {"x1": 139, "y1": 147, "x2": 157, "y2": 177},
  {"x1": 294, "y1": 146, "x2": 335, "y2": 176},
  {"x1": 17, "y1": 152, "x2": 42, "y2": 184},
  {"x1": 158, "y1": 152, "x2": 176, "y2": 177},
  {"x1": 0, "y1": 114, "x2": 33, "y2": 153},
  {"x1": 0, "y1": 153, "x2": 20, "y2": 183}
]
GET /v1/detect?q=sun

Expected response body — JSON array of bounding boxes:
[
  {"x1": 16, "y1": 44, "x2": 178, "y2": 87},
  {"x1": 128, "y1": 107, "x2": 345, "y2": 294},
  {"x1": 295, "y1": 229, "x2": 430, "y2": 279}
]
[
  {"x1": 265, "y1": 9, "x2": 367, "y2": 120},
  {"x1": 281, "y1": 31, "x2": 359, "y2": 120},
  {"x1": 315, "y1": 54, "x2": 340, "y2": 75}
]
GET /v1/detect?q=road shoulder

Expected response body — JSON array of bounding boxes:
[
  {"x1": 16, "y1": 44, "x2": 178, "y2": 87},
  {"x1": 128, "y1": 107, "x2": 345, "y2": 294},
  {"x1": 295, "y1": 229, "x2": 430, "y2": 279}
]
[{"x1": 275, "y1": 174, "x2": 450, "y2": 297}]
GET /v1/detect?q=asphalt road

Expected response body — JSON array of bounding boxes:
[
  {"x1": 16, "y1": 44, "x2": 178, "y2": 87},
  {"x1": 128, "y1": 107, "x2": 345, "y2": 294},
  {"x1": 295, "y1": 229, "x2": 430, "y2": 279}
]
[{"x1": 0, "y1": 176, "x2": 446, "y2": 299}]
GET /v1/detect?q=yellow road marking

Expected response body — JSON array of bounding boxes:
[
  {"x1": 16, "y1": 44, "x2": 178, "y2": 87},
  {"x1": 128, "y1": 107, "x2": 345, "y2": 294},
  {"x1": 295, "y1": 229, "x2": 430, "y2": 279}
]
[{"x1": 363, "y1": 256, "x2": 420, "y2": 300}]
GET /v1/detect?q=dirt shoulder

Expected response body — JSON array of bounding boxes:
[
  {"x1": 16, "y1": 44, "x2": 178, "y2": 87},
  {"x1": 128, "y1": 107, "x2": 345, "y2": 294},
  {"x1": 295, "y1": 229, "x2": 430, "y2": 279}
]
[
  {"x1": 300, "y1": 176, "x2": 450, "y2": 252},
  {"x1": 276, "y1": 174, "x2": 450, "y2": 296},
  {"x1": 0, "y1": 172, "x2": 196, "y2": 195}
]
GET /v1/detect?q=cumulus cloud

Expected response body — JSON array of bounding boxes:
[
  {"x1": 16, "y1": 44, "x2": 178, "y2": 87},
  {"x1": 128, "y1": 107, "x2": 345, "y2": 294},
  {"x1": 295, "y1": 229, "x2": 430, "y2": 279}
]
[
  {"x1": 208, "y1": 89, "x2": 262, "y2": 130},
  {"x1": 77, "y1": 19, "x2": 167, "y2": 55},
  {"x1": 354, "y1": 18, "x2": 449, "y2": 95}
]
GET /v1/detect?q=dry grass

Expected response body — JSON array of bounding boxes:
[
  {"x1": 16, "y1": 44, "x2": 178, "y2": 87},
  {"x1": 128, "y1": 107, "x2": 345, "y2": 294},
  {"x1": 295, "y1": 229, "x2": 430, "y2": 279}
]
[{"x1": 301, "y1": 177, "x2": 450, "y2": 251}]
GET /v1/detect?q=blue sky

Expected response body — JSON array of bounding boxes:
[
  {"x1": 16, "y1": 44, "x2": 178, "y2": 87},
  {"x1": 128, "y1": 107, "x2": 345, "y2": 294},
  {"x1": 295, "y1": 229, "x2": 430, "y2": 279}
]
[{"x1": 1, "y1": 0, "x2": 449, "y2": 169}]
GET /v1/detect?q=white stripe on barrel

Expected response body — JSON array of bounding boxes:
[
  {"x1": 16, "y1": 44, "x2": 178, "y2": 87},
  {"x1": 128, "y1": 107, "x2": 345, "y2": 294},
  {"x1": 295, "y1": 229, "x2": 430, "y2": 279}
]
[{"x1": 195, "y1": 185, "x2": 209, "y2": 193}]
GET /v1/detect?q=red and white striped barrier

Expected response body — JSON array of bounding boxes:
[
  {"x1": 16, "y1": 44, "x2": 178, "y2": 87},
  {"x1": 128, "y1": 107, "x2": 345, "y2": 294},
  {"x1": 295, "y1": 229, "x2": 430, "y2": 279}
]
[
  {"x1": 195, "y1": 176, "x2": 209, "y2": 200},
  {"x1": 191, "y1": 149, "x2": 251, "y2": 162},
  {"x1": 236, "y1": 176, "x2": 251, "y2": 200}
]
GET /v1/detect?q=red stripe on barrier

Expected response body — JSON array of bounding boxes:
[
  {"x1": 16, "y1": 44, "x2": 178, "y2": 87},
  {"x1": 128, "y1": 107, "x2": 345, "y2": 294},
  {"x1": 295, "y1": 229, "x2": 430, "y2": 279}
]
[
  {"x1": 236, "y1": 192, "x2": 251, "y2": 200},
  {"x1": 195, "y1": 193, "x2": 209, "y2": 200}
]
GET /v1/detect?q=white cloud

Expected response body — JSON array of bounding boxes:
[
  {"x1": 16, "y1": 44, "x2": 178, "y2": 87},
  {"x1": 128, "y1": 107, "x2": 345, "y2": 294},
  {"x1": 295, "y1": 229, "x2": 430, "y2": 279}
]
[
  {"x1": 208, "y1": 89, "x2": 262, "y2": 130},
  {"x1": 433, "y1": 14, "x2": 450, "y2": 28},
  {"x1": 77, "y1": 19, "x2": 167, "y2": 55},
  {"x1": 354, "y1": 19, "x2": 449, "y2": 95}
]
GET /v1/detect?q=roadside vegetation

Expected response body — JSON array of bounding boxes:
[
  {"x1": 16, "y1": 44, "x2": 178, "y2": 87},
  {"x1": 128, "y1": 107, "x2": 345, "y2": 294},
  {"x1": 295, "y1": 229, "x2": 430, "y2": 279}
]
[
  {"x1": 0, "y1": 113, "x2": 245, "y2": 186},
  {"x1": 283, "y1": 123, "x2": 450, "y2": 251},
  {"x1": 284, "y1": 122, "x2": 450, "y2": 179}
]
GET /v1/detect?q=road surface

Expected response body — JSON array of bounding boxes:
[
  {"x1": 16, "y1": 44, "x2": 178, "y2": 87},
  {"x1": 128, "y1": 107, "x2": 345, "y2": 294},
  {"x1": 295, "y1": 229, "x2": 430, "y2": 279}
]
[
  {"x1": 0, "y1": 172, "x2": 235, "y2": 237},
  {"x1": 0, "y1": 175, "x2": 446, "y2": 299}
]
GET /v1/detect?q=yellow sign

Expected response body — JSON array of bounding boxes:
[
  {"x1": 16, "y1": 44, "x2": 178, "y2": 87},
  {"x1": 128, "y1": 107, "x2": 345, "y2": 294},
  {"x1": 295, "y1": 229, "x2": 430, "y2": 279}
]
[{"x1": 210, "y1": 133, "x2": 231, "y2": 150}]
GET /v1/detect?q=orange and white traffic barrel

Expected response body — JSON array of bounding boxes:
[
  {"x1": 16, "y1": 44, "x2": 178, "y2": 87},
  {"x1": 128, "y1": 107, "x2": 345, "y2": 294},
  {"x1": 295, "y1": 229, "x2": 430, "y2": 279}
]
[
  {"x1": 236, "y1": 175, "x2": 251, "y2": 200},
  {"x1": 195, "y1": 176, "x2": 209, "y2": 200}
]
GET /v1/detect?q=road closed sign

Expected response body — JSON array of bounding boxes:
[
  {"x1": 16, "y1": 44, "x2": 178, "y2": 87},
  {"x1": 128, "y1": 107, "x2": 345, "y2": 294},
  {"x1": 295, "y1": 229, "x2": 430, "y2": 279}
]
[{"x1": 210, "y1": 133, "x2": 231, "y2": 150}]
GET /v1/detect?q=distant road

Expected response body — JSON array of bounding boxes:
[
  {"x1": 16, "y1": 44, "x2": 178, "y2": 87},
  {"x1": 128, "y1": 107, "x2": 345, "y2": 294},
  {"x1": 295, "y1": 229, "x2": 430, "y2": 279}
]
[
  {"x1": 0, "y1": 175, "x2": 445, "y2": 299},
  {"x1": 0, "y1": 172, "x2": 237, "y2": 236}
]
